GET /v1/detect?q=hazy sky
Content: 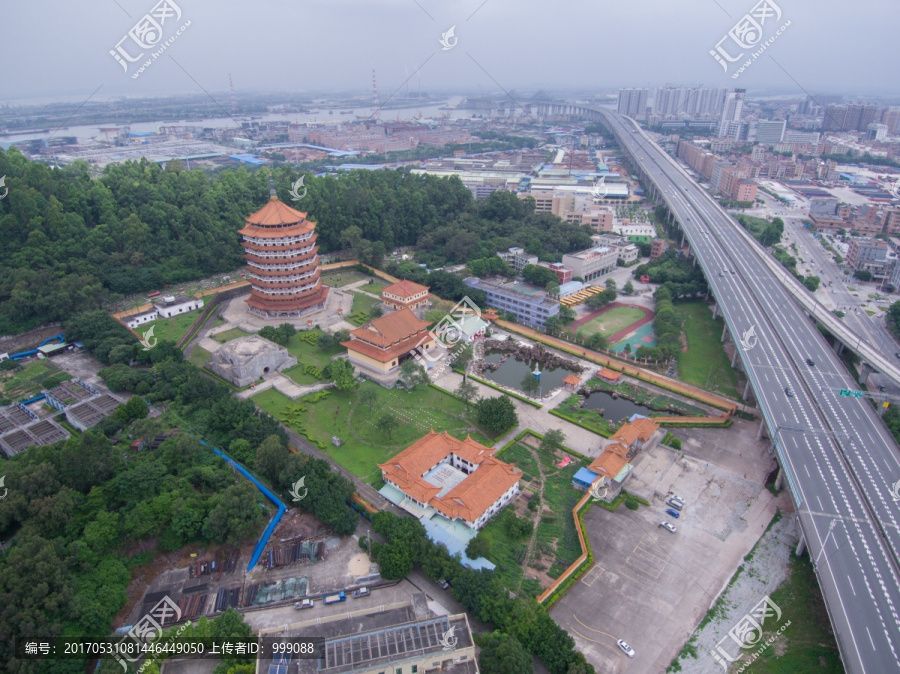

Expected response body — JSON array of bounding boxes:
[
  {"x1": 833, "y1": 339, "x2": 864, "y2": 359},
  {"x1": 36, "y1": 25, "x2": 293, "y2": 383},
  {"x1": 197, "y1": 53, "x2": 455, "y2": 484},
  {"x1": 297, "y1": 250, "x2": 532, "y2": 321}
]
[{"x1": 0, "y1": 0, "x2": 895, "y2": 105}]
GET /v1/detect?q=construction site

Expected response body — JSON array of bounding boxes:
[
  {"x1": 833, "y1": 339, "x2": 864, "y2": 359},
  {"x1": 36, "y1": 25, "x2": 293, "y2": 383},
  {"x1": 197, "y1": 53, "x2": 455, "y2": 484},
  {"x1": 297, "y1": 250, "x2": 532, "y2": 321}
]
[{"x1": 123, "y1": 510, "x2": 379, "y2": 629}]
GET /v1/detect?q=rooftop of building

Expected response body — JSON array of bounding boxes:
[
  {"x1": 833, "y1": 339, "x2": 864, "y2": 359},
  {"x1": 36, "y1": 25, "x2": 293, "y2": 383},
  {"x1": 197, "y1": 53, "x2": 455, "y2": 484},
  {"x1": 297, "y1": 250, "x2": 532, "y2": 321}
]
[
  {"x1": 346, "y1": 307, "x2": 430, "y2": 349},
  {"x1": 463, "y1": 277, "x2": 558, "y2": 307},
  {"x1": 213, "y1": 335, "x2": 290, "y2": 364},
  {"x1": 564, "y1": 246, "x2": 614, "y2": 260},
  {"x1": 242, "y1": 197, "x2": 314, "y2": 228},
  {"x1": 382, "y1": 279, "x2": 430, "y2": 298},
  {"x1": 263, "y1": 601, "x2": 476, "y2": 674},
  {"x1": 379, "y1": 430, "x2": 521, "y2": 524}
]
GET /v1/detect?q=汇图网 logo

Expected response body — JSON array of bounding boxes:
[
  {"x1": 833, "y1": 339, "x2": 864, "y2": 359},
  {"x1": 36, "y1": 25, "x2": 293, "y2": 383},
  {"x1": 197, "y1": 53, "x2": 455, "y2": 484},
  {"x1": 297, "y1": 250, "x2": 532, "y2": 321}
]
[
  {"x1": 709, "y1": 0, "x2": 791, "y2": 79},
  {"x1": 109, "y1": 0, "x2": 191, "y2": 79}
]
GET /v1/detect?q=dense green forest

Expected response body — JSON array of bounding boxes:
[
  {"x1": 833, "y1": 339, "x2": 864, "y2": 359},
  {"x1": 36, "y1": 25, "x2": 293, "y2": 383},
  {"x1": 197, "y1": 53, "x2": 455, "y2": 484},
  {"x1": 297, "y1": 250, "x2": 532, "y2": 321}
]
[
  {"x1": 0, "y1": 148, "x2": 592, "y2": 335},
  {"x1": 0, "y1": 312, "x2": 358, "y2": 672}
]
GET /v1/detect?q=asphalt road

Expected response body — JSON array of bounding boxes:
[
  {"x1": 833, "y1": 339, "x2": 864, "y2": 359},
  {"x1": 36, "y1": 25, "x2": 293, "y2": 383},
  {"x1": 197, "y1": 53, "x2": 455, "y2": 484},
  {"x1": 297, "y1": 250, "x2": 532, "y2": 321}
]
[{"x1": 597, "y1": 108, "x2": 900, "y2": 674}]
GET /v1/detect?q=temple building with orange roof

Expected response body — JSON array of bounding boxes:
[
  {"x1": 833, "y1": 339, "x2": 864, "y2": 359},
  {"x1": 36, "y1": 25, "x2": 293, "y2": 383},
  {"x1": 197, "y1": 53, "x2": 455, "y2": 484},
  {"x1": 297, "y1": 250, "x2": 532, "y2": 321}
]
[
  {"x1": 238, "y1": 187, "x2": 328, "y2": 318},
  {"x1": 572, "y1": 414, "x2": 662, "y2": 499},
  {"x1": 381, "y1": 279, "x2": 431, "y2": 314},
  {"x1": 341, "y1": 306, "x2": 436, "y2": 384},
  {"x1": 378, "y1": 430, "x2": 521, "y2": 530}
]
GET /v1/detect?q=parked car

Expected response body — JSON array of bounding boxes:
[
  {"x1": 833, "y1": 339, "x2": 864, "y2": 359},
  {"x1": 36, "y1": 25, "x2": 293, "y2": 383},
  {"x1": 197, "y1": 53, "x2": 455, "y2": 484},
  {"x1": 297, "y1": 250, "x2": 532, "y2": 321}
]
[
  {"x1": 665, "y1": 508, "x2": 681, "y2": 519},
  {"x1": 353, "y1": 588, "x2": 370, "y2": 598},
  {"x1": 617, "y1": 640, "x2": 636, "y2": 658},
  {"x1": 660, "y1": 521, "x2": 677, "y2": 533},
  {"x1": 294, "y1": 599, "x2": 314, "y2": 610},
  {"x1": 785, "y1": 386, "x2": 794, "y2": 397},
  {"x1": 438, "y1": 579, "x2": 450, "y2": 590},
  {"x1": 666, "y1": 499, "x2": 683, "y2": 510},
  {"x1": 670, "y1": 495, "x2": 685, "y2": 504}
]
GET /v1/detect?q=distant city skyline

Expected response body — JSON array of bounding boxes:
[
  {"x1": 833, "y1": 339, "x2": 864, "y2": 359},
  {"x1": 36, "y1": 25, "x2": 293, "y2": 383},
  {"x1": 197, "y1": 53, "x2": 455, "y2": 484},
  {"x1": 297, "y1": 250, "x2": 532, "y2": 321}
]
[{"x1": 0, "y1": 0, "x2": 895, "y2": 106}]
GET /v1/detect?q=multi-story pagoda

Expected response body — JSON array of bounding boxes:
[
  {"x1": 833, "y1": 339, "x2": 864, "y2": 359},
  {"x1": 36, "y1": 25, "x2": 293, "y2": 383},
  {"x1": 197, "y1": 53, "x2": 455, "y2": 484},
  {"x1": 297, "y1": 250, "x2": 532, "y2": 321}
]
[{"x1": 239, "y1": 189, "x2": 328, "y2": 318}]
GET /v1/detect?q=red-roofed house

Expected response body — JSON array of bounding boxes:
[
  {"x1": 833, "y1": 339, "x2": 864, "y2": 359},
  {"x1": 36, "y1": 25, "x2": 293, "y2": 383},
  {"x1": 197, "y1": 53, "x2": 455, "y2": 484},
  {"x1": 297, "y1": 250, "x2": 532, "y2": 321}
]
[
  {"x1": 378, "y1": 431, "x2": 521, "y2": 530},
  {"x1": 382, "y1": 280, "x2": 431, "y2": 313},
  {"x1": 341, "y1": 307, "x2": 435, "y2": 377}
]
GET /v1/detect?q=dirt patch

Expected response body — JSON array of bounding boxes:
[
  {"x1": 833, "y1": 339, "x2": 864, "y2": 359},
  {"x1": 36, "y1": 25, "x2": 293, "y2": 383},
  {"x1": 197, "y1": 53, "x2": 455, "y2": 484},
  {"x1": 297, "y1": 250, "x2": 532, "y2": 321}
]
[{"x1": 347, "y1": 553, "x2": 370, "y2": 578}]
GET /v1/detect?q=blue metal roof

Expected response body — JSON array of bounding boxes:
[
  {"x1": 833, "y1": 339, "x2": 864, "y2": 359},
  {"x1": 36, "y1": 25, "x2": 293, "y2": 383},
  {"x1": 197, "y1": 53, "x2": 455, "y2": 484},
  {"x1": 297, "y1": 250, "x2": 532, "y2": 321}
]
[
  {"x1": 229, "y1": 153, "x2": 268, "y2": 165},
  {"x1": 573, "y1": 467, "x2": 598, "y2": 485}
]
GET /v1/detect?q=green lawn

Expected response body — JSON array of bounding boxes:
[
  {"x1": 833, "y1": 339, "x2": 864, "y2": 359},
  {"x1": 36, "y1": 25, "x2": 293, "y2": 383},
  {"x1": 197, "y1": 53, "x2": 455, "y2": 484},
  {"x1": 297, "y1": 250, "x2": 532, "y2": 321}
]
[
  {"x1": 252, "y1": 382, "x2": 494, "y2": 484},
  {"x1": 187, "y1": 345, "x2": 212, "y2": 369},
  {"x1": 0, "y1": 359, "x2": 70, "y2": 403},
  {"x1": 286, "y1": 329, "x2": 344, "y2": 364},
  {"x1": 675, "y1": 302, "x2": 739, "y2": 399},
  {"x1": 212, "y1": 327, "x2": 252, "y2": 343},
  {"x1": 136, "y1": 311, "x2": 201, "y2": 345},
  {"x1": 349, "y1": 291, "x2": 382, "y2": 318},
  {"x1": 744, "y1": 554, "x2": 843, "y2": 673},
  {"x1": 322, "y1": 271, "x2": 372, "y2": 287},
  {"x1": 479, "y1": 439, "x2": 588, "y2": 592},
  {"x1": 574, "y1": 306, "x2": 646, "y2": 339}
]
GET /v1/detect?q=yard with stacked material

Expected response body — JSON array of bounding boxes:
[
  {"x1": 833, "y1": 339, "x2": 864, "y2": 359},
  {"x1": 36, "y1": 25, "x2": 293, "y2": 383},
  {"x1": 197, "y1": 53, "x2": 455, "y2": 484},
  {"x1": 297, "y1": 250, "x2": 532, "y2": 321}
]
[
  {"x1": 251, "y1": 382, "x2": 494, "y2": 484},
  {"x1": 675, "y1": 302, "x2": 740, "y2": 399},
  {"x1": 135, "y1": 310, "x2": 201, "y2": 345},
  {"x1": 475, "y1": 436, "x2": 588, "y2": 596},
  {"x1": 0, "y1": 359, "x2": 71, "y2": 404},
  {"x1": 282, "y1": 329, "x2": 345, "y2": 386}
]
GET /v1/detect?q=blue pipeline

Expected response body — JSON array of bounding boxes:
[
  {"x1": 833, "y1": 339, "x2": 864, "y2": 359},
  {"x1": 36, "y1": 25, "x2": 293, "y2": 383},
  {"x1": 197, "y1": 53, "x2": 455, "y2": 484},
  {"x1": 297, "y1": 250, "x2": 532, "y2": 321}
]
[
  {"x1": 200, "y1": 440, "x2": 287, "y2": 571},
  {"x1": 9, "y1": 334, "x2": 65, "y2": 360}
]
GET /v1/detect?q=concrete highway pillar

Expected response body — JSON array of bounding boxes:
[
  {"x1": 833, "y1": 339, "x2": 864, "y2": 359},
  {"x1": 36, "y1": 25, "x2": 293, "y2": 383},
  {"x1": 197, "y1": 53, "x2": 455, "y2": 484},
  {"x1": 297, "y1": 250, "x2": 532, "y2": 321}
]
[
  {"x1": 722, "y1": 322, "x2": 728, "y2": 342},
  {"x1": 795, "y1": 535, "x2": 806, "y2": 557},
  {"x1": 757, "y1": 420, "x2": 767, "y2": 440},
  {"x1": 833, "y1": 340, "x2": 845, "y2": 357},
  {"x1": 774, "y1": 466, "x2": 784, "y2": 491},
  {"x1": 681, "y1": 231, "x2": 686, "y2": 247},
  {"x1": 743, "y1": 380, "x2": 752, "y2": 401},
  {"x1": 712, "y1": 303, "x2": 719, "y2": 319},
  {"x1": 731, "y1": 349, "x2": 739, "y2": 368},
  {"x1": 859, "y1": 361, "x2": 872, "y2": 385},
  {"x1": 693, "y1": 256, "x2": 697, "y2": 268}
]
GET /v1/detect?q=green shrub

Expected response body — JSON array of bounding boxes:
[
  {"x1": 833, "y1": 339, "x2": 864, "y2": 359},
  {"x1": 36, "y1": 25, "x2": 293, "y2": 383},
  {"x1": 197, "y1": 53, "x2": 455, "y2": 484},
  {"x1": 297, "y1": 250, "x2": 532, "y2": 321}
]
[{"x1": 670, "y1": 437, "x2": 682, "y2": 450}]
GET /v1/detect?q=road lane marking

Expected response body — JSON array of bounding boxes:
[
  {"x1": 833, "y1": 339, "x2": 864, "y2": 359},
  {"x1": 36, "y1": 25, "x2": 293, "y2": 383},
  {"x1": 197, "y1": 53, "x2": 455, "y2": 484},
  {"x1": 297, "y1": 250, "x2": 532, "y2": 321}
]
[
  {"x1": 867, "y1": 626, "x2": 876, "y2": 650},
  {"x1": 848, "y1": 576, "x2": 856, "y2": 596}
]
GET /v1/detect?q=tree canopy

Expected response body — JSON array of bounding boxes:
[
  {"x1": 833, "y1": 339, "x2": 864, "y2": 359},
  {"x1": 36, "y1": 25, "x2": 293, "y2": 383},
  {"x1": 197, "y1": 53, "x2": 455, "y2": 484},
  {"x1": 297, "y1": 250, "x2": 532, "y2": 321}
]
[{"x1": 0, "y1": 151, "x2": 593, "y2": 335}]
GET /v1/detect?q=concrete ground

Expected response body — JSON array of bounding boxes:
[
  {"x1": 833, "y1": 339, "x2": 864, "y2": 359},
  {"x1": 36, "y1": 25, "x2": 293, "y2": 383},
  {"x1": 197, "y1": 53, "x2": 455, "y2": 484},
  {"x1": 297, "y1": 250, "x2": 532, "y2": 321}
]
[
  {"x1": 50, "y1": 350, "x2": 111, "y2": 392},
  {"x1": 550, "y1": 429, "x2": 780, "y2": 673}
]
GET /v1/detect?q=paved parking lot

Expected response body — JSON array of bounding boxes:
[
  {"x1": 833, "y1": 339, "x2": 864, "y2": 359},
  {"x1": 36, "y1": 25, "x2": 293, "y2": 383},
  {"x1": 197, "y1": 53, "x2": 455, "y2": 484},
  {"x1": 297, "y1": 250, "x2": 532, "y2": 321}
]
[{"x1": 550, "y1": 437, "x2": 781, "y2": 672}]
